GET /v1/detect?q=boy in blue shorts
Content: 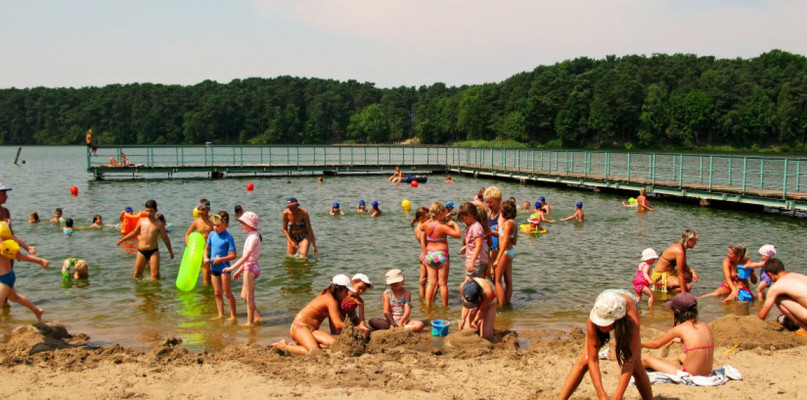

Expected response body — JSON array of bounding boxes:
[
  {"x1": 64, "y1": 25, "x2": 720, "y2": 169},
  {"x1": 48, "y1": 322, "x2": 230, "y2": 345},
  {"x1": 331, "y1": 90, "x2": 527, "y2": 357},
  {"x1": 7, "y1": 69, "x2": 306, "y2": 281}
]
[{"x1": 204, "y1": 211, "x2": 238, "y2": 321}]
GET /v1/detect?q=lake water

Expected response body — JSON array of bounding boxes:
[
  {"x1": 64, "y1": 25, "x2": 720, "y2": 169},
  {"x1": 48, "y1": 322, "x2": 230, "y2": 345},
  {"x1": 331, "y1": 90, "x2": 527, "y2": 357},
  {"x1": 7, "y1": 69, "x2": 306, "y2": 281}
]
[{"x1": 1, "y1": 146, "x2": 805, "y2": 351}]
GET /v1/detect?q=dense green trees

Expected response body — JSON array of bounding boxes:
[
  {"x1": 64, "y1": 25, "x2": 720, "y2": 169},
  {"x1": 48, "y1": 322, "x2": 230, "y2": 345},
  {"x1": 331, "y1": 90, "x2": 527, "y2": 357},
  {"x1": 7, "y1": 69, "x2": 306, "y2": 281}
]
[{"x1": 1, "y1": 50, "x2": 805, "y2": 150}]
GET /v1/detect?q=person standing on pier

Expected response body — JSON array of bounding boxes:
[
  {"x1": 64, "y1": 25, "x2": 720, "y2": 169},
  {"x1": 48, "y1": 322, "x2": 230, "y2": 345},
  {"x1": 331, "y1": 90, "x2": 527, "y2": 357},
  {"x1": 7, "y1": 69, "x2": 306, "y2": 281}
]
[{"x1": 85, "y1": 129, "x2": 97, "y2": 155}]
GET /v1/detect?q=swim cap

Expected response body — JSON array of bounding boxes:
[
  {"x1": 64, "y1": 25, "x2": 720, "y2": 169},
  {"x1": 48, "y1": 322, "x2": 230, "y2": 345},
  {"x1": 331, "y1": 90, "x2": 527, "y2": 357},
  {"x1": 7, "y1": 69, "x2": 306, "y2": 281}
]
[
  {"x1": 371, "y1": 201, "x2": 379, "y2": 208},
  {"x1": 0, "y1": 239, "x2": 19, "y2": 259},
  {"x1": 359, "y1": 199, "x2": 366, "y2": 206},
  {"x1": 576, "y1": 202, "x2": 583, "y2": 208},
  {"x1": 125, "y1": 206, "x2": 133, "y2": 213},
  {"x1": 0, "y1": 221, "x2": 12, "y2": 240},
  {"x1": 534, "y1": 202, "x2": 541, "y2": 209},
  {"x1": 758, "y1": 244, "x2": 777, "y2": 258},
  {"x1": 445, "y1": 201, "x2": 455, "y2": 209},
  {"x1": 539, "y1": 196, "x2": 546, "y2": 203},
  {"x1": 628, "y1": 198, "x2": 637, "y2": 205},
  {"x1": 333, "y1": 202, "x2": 340, "y2": 209}
]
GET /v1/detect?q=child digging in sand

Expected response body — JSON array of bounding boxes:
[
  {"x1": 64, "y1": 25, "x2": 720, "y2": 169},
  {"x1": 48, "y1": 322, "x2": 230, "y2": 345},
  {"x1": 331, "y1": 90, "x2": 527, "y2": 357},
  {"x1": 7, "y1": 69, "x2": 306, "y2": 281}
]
[
  {"x1": 559, "y1": 289, "x2": 653, "y2": 400},
  {"x1": 223, "y1": 211, "x2": 263, "y2": 327},
  {"x1": 0, "y1": 237, "x2": 49, "y2": 322},
  {"x1": 204, "y1": 212, "x2": 237, "y2": 322},
  {"x1": 642, "y1": 293, "x2": 714, "y2": 377},
  {"x1": 368, "y1": 269, "x2": 424, "y2": 332}
]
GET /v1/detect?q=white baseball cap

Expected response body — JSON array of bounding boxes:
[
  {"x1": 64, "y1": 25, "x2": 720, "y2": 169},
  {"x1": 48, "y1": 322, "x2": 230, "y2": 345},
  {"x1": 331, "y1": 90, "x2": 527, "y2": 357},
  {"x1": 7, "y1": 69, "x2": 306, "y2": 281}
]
[
  {"x1": 351, "y1": 273, "x2": 374, "y2": 289},
  {"x1": 332, "y1": 274, "x2": 357, "y2": 292}
]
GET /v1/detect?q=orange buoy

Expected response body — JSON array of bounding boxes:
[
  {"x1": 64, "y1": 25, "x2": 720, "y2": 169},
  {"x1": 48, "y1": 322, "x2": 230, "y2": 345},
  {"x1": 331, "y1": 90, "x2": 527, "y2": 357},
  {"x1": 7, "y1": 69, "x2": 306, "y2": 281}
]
[
  {"x1": 246, "y1": 182, "x2": 254, "y2": 191},
  {"x1": 410, "y1": 180, "x2": 418, "y2": 188},
  {"x1": 70, "y1": 186, "x2": 78, "y2": 196}
]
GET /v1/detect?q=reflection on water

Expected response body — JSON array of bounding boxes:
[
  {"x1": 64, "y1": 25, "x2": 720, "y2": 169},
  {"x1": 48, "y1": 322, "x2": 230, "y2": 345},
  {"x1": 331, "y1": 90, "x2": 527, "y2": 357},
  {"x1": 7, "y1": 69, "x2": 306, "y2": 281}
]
[{"x1": 0, "y1": 146, "x2": 805, "y2": 351}]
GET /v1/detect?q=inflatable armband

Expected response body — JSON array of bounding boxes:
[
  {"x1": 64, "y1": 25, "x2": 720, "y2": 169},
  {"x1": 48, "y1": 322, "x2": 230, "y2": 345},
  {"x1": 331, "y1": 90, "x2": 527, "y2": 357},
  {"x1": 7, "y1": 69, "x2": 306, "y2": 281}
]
[
  {"x1": 0, "y1": 221, "x2": 11, "y2": 240},
  {"x1": 0, "y1": 239, "x2": 19, "y2": 259}
]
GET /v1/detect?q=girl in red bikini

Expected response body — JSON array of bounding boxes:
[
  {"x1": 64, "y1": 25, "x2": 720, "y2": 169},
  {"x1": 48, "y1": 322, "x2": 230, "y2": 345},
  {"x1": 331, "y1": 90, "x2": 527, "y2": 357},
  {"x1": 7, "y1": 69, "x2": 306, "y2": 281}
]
[{"x1": 641, "y1": 292, "x2": 714, "y2": 377}]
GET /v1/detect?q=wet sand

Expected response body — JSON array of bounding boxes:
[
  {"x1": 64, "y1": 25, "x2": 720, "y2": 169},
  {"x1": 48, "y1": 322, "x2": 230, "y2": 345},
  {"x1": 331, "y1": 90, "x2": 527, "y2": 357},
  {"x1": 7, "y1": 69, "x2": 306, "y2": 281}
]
[{"x1": 1, "y1": 315, "x2": 806, "y2": 399}]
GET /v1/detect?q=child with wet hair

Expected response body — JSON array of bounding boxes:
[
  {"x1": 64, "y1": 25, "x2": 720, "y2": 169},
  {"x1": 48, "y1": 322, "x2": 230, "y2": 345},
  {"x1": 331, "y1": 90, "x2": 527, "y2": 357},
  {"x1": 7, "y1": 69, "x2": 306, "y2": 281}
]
[{"x1": 61, "y1": 258, "x2": 89, "y2": 280}]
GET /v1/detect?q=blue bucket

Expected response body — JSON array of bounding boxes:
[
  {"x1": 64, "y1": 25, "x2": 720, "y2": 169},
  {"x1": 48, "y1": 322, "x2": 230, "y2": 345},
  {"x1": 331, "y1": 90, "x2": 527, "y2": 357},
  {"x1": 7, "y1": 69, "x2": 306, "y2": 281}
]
[
  {"x1": 737, "y1": 265, "x2": 751, "y2": 280},
  {"x1": 430, "y1": 319, "x2": 451, "y2": 336}
]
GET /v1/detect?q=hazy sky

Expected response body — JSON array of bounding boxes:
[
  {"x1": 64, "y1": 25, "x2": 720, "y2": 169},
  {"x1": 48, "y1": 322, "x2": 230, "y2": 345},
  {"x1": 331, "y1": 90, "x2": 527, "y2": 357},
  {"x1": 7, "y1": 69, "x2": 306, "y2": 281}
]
[{"x1": 1, "y1": 0, "x2": 805, "y2": 89}]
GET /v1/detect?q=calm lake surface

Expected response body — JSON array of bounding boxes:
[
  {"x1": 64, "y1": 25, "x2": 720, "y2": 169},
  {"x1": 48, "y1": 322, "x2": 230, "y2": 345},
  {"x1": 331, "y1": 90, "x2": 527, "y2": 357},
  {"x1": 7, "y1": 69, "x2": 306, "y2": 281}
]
[{"x1": 1, "y1": 146, "x2": 804, "y2": 351}]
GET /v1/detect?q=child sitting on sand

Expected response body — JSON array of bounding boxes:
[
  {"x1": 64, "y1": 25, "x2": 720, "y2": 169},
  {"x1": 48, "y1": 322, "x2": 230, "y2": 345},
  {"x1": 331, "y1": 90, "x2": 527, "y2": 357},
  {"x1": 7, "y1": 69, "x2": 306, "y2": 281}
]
[
  {"x1": 632, "y1": 248, "x2": 658, "y2": 307},
  {"x1": 642, "y1": 292, "x2": 714, "y2": 377},
  {"x1": 0, "y1": 237, "x2": 50, "y2": 322},
  {"x1": 368, "y1": 269, "x2": 424, "y2": 332},
  {"x1": 61, "y1": 258, "x2": 89, "y2": 280}
]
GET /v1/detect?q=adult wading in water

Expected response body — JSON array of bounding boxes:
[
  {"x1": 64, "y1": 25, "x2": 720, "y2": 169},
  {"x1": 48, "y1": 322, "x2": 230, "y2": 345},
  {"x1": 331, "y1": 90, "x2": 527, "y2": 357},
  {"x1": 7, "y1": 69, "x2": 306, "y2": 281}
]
[{"x1": 282, "y1": 198, "x2": 318, "y2": 258}]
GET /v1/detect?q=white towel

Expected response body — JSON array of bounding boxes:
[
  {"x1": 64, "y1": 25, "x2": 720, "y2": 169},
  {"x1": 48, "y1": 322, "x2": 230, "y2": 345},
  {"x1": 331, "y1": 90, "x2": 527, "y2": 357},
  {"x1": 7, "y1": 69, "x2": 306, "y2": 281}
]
[{"x1": 631, "y1": 365, "x2": 742, "y2": 386}]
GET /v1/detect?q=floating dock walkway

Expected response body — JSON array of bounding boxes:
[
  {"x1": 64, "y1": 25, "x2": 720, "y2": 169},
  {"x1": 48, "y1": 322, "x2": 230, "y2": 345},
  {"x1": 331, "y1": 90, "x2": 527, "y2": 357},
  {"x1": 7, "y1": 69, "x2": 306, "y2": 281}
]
[{"x1": 87, "y1": 145, "x2": 807, "y2": 212}]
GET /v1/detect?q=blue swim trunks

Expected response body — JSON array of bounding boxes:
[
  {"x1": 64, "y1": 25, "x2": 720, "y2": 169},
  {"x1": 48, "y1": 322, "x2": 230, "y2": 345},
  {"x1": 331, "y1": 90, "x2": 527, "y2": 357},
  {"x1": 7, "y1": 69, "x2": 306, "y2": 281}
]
[{"x1": 0, "y1": 270, "x2": 16, "y2": 288}]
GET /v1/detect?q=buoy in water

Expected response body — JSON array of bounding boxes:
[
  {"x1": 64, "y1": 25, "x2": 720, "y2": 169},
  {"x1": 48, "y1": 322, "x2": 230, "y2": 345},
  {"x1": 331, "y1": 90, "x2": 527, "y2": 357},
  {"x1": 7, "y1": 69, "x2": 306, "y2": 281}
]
[
  {"x1": 410, "y1": 180, "x2": 418, "y2": 188},
  {"x1": 246, "y1": 182, "x2": 254, "y2": 191},
  {"x1": 70, "y1": 186, "x2": 78, "y2": 196},
  {"x1": 401, "y1": 199, "x2": 411, "y2": 212}
]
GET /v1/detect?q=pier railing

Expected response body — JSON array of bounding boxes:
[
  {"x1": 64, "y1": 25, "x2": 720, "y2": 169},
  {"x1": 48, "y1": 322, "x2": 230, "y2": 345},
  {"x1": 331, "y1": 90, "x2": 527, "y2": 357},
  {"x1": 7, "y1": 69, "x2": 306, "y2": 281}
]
[{"x1": 88, "y1": 145, "x2": 807, "y2": 204}]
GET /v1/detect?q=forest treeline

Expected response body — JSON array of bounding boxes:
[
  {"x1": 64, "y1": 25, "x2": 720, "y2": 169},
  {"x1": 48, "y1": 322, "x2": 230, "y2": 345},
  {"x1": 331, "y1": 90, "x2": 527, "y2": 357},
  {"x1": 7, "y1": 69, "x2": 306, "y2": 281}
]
[{"x1": 1, "y1": 50, "x2": 805, "y2": 150}]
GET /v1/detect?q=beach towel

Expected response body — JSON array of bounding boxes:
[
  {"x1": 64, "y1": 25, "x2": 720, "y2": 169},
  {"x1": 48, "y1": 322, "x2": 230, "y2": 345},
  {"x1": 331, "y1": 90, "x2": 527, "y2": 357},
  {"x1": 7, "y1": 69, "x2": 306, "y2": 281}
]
[{"x1": 630, "y1": 365, "x2": 742, "y2": 386}]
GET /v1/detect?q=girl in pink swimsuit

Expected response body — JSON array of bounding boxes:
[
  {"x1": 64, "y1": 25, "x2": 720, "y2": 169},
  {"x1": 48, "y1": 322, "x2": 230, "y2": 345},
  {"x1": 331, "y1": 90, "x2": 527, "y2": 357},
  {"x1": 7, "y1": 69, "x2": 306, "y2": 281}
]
[{"x1": 224, "y1": 211, "x2": 263, "y2": 327}]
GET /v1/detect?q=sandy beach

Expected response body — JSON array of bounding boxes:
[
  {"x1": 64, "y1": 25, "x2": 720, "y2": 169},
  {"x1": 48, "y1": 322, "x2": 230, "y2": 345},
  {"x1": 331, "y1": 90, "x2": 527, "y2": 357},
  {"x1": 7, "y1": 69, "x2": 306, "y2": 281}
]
[{"x1": 2, "y1": 314, "x2": 806, "y2": 400}]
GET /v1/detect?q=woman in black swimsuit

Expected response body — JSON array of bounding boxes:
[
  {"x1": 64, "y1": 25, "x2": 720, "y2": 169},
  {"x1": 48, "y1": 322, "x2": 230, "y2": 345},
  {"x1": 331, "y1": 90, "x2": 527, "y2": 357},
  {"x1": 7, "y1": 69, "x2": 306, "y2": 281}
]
[{"x1": 281, "y1": 198, "x2": 318, "y2": 258}]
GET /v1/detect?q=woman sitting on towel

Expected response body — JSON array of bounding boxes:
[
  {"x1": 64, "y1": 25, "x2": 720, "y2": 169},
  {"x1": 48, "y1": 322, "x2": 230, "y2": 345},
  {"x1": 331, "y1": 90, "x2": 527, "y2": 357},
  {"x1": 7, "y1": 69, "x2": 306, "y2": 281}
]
[{"x1": 642, "y1": 292, "x2": 714, "y2": 377}]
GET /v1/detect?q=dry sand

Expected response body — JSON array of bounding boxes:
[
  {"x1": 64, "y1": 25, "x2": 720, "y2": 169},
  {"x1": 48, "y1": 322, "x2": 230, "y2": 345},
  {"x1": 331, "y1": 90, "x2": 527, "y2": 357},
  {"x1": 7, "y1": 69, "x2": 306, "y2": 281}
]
[{"x1": 1, "y1": 315, "x2": 806, "y2": 399}]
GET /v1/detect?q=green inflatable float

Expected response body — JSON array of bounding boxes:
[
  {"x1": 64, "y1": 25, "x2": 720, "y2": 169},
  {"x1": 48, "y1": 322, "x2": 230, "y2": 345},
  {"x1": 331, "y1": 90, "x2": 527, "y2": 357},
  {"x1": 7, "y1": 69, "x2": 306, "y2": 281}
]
[{"x1": 176, "y1": 231, "x2": 205, "y2": 291}]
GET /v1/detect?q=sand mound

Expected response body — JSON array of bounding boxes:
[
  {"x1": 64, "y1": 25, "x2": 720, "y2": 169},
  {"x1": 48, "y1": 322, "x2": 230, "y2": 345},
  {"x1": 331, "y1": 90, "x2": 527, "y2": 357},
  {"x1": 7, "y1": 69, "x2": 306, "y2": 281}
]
[
  {"x1": 709, "y1": 314, "x2": 807, "y2": 350},
  {"x1": 0, "y1": 322, "x2": 87, "y2": 360},
  {"x1": 444, "y1": 329, "x2": 493, "y2": 358},
  {"x1": 330, "y1": 320, "x2": 369, "y2": 356},
  {"x1": 366, "y1": 327, "x2": 432, "y2": 354}
]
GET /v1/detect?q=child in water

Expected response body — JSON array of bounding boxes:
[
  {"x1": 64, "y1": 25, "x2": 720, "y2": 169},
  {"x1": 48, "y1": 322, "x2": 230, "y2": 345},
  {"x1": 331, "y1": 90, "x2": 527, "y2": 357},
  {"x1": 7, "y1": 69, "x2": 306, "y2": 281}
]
[
  {"x1": 368, "y1": 269, "x2": 424, "y2": 332},
  {"x1": 61, "y1": 258, "x2": 89, "y2": 280},
  {"x1": 0, "y1": 237, "x2": 50, "y2": 322},
  {"x1": 561, "y1": 202, "x2": 585, "y2": 222},
  {"x1": 204, "y1": 212, "x2": 238, "y2": 321},
  {"x1": 50, "y1": 208, "x2": 64, "y2": 223},
  {"x1": 63, "y1": 218, "x2": 74, "y2": 234},
  {"x1": 28, "y1": 212, "x2": 39, "y2": 223},
  {"x1": 743, "y1": 244, "x2": 776, "y2": 300},
  {"x1": 370, "y1": 201, "x2": 383, "y2": 217},
  {"x1": 642, "y1": 293, "x2": 714, "y2": 377},
  {"x1": 357, "y1": 199, "x2": 368, "y2": 213},
  {"x1": 458, "y1": 202, "x2": 490, "y2": 278},
  {"x1": 223, "y1": 211, "x2": 263, "y2": 327},
  {"x1": 90, "y1": 215, "x2": 104, "y2": 228},
  {"x1": 632, "y1": 248, "x2": 658, "y2": 307},
  {"x1": 329, "y1": 202, "x2": 344, "y2": 216}
]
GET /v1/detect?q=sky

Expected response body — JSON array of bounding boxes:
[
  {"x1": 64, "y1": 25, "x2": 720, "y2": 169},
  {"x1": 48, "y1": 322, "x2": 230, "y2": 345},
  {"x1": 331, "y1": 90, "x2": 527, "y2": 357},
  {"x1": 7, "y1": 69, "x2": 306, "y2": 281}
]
[{"x1": 1, "y1": 0, "x2": 806, "y2": 89}]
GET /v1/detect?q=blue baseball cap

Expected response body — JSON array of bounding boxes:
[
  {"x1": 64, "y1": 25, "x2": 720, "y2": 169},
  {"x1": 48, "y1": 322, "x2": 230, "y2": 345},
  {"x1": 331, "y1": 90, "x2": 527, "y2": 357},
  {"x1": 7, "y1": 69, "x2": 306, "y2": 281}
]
[
  {"x1": 286, "y1": 198, "x2": 300, "y2": 209},
  {"x1": 445, "y1": 201, "x2": 455, "y2": 209},
  {"x1": 576, "y1": 202, "x2": 583, "y2": 208},
  {"x1": 332, "y1": 202, "x2": 340, "y2": 209}
]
